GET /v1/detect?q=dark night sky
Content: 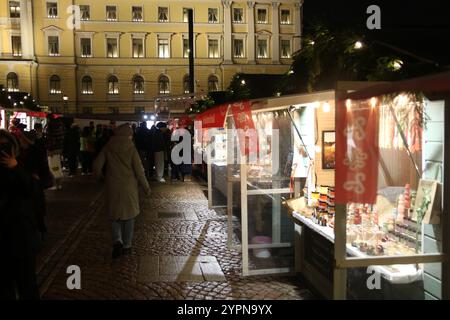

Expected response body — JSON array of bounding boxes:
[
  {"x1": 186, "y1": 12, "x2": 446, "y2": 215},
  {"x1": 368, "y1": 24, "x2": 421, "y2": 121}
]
[{"x1": 303, "y1": 0, "x2": 450, "y2": 65}]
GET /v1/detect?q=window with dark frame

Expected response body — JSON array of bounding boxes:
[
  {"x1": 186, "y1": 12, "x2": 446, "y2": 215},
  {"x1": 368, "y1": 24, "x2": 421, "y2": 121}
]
[
  {"x1": 107, "y1": 38, "x2": 118, "y2": 57},
  {"x1": 158, "y1": 7, "x2": 168, "y2": 22},
  {"x1": 208, "y1": 39, "x2": 219, "y2": 58},
  {"x1": 133, "y1": 75, "x2": 144, "y2": 94},
  {"x1": 108, "y1": 75, "x2": 119, "y2": 94},
  {"x1": 80, "y1": 5, "x2": 90, "y2": 20},
  {"x1": 132, "y1": 6, "x2": 143, "y2": 21},
  {"x1": 257, "y1": 8, "x2": 267, "y2": 23},
  {"x1": 11, "y1": 36, "x2": 22, "y2": 57},
  {"x1": 280, "y1": 9, "x2": 291, "y2": 24},
  {"x1": 49, "y1": 75, "x2": 61, "y2": 94},
  {"x1": 47, "y1": 2, "x2": 58, "y2": 18},
  {"x1": 183, "y1": 75, "x2": 190, "y2": 94},
  {"x1": 281, "y1": 39, "x2": 291, "y2": 58},
  {"x1": 208, "y1": 8, "x2": 218, "y2": 23},
  {"x1": 132, "y1": 38, "x2": 144, "y2": 58},
  {"x1": 106, "y1": 5, "x2": 117, "y2": 21},
  {"x1": 80, "y1": 38, "x2": 91, "y2": 57},
  {"x1": 233, "y1": 39, "x2": 244, "y2": 58},
  {"x1": 233, "y1": 8, "x2": 244, "y2": 23},
  {"x1": 158, "y1": 39, "x2": 169, "y2": 58},
  {"x1": 257, "y1": 39, "x2": 268, "y2": 58},
  {"x1": 159, "y1": 75, "x2": 170, "y2": 94},
  {"x1": 81, "y1": 76, "x2": 93, "y2": 95},
  {"x1": 48, "y1": 36, "x2": 59, "y2": 56},
  {"x1": 208, "y1": 75, "x2": 219, "y2": 92},
  {"x1": 6, "y1": 72, "x2": 19, "y2": 92},
  {"x1": 9, "y1": 1, "x2": 20, "y2": 18}
]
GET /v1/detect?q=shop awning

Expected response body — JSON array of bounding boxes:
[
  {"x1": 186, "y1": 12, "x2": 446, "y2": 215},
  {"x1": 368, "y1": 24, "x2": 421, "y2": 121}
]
[
  {"x1": 195, "y1": 103, "x2": 229, "y2": 128},
  {"x1": 345, "y1": 71, "x2": 450, "y2": 100}
]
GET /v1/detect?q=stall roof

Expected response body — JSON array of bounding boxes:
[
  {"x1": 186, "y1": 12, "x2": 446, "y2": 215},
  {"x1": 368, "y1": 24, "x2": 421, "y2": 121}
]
[{"x1": 345, "y1": 71, "x2": 450, "y2": 101}]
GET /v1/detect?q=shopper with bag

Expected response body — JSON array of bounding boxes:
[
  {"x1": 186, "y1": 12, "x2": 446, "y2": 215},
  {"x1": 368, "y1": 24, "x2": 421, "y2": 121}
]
[{"x1": 93, "y1": 124, "x2": 151, "y2": 259}]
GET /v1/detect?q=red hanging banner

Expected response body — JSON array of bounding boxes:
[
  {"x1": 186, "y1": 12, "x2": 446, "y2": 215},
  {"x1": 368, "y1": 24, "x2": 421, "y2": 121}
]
[
  {"x1": 335, "y1": 99, "x2": 379, "y2": 205},
  {"x1": 230, "y1": 100, "x2": 257, "y2": 156},
  {"x1": 195, "y1": 104, "x2": 229, "y2": 128}
]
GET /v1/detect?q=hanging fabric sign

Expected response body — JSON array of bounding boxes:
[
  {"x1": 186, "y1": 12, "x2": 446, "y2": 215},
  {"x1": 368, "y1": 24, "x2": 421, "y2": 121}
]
[
  {"x1": 230, "y1": 100, "x2": 257, "y2": 156},
  {"x1": 195, "y1": 104, "x2": 229, "y2": 128},
  {"x1": 335, "y1": 99, "x2": 379, "y2": 205}
]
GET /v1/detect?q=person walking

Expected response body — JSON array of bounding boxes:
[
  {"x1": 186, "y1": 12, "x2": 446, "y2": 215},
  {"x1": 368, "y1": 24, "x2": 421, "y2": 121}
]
[
  {"x1": 80, "y1": 126, "x2": 95, "y2": 175},
  {"x1": 134, "y1": 122, "x2": 151, "y2": 178},
  {"x1": 151, "y1": 124, "x2": 166, "y2": 182},
  {"x1": 64, "y1": 124, "x2": 81, "y2": 177},
  {"x1": 0, "y1": 130, "x2": 41, "y2": 300},
  {"x1": 93, "y1": 124, "x2": 150, "y2": 259}
]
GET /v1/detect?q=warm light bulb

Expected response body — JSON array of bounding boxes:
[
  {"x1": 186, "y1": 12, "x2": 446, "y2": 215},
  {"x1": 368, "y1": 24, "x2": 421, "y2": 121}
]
[
  {"x1": 322, "y1": 102, "x2": 330, "y2": 113},
  {"x1": 313, "y1": 101, "x2": 320, "y2": 109},
  {"x1": 354, "y1": 41, "x2": 363, "y2": 49},
  {"x1": 241, "y1": 79, "x2": 246, "y2": 85},
  {"x1": 346, "y1": 99, "x2": 352, "y2": 110},
  {"x1": 370, "y1": 97, "x2": 377, "y2": 109},
  {"x1": 315, "y1": 145, "x2": 321, "y2": 153}
]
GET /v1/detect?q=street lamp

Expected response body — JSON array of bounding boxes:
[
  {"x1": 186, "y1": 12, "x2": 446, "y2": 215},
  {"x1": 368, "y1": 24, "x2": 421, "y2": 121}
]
[{"x1": 63, "y1": 95, "x2": 68, "y2": 114}]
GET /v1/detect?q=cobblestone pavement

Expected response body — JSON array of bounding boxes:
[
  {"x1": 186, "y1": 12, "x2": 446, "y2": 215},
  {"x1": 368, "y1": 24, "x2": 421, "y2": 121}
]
[{"x1": 39, "y1": 176, "x2": 314, "y2": 300}]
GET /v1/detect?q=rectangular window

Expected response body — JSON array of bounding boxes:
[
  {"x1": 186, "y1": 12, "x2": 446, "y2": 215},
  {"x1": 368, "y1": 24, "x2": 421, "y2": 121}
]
[
  {"x1": 158, "y1": 39, "x2": 169, "y2": 58},
  {"x1": 257, "y1": 8, "x2": 267, "y2": 23},
  {"x1": 11, "y1": 36, "x2": 22, "y2": 57},
  {"x1": 132, "y1": 38, "x2": 144, "y2": 58},
  {"x1": 280, "y1": 9, "x2": 291, "y2": 24},
  {"x1": 106, "y1": 5, "x2": 117, "y2": 21},
  {"x1": 9, "y1": 1, "x2": 20, "y2": 18},
  {"x1": 48, "y1": 36, "x2": 59, "y2": 56},
  {"x1": 80, "y1": 38, "x2": 91, "y2": 57},
  {"x1": 208, "y1": 39, "x2": 219, "y2": 58},
  {"x1": 158, "y1": 7, "x2": 168, "y2": 22},
  {"x1": 208, "y1": 8, "x2": 218, "y2": 23},
  {"x1": 183, "y1": 38, "x2": 189, "y2": 58},
  {"x1": 132, "y1": 6, "x2": 143, "y2": 21},
  {"x1": 233, "y1": 8, "x2": 243, "y2": 23},
  {"x1": 281, "y1": 39, "x2": 291, "y2": 58},
  {"x1": 257, "y1": 39, "x2": 268, "y2": 58},
  {"x1": 47, "y1": 2, "x2": 58, "y2": 18},
  {"x1": 233, "y1": 39, "x2": 244, "y2": 58},
  {"x1": 80, "y1": 5, "x2": 90, "y2": 20},
  {"x1": 106, "y1": 38, "x2": 118, "y2": 58}
]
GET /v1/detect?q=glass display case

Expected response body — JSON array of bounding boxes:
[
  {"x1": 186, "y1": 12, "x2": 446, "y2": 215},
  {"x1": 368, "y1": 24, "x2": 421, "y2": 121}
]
[{"x1": 227, "y1": 108, "x2": 299, "y2": 276}]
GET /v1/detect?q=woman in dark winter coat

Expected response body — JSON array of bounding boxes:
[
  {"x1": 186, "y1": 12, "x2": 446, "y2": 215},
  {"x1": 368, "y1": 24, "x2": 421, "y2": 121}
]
[{"x1": 0, "y1": 130, "x2": 40, "y2": 300}]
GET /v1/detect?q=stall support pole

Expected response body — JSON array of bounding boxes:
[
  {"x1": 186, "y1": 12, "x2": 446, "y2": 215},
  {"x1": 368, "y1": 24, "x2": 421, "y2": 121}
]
[
  {"x1": 207, "y1": 161, "x2": 212, "y2": 209},
  {"x1": 333, "y1": 194, "x2": 348, "y2": 299},
  {"x1": 443, "y1": 99, "x2": 450, "y2": 300},
  {"x1": 241, "y1": 153, "x2": 249, "y2": 276}
]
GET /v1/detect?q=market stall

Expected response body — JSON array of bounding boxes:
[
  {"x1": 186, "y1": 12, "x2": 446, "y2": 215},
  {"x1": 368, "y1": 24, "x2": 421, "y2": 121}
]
[
  {"x1": 196, "y1": 91, "x2": 335, "y2": 276},
  {"x1": 287, "y1": 74, "x2": 450, "y2": 300}
]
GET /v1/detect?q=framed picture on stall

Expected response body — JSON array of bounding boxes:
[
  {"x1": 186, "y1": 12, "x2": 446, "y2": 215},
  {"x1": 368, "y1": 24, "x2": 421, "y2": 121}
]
[{"x1": 322, "y1": 130, "x2": 335, "y2": 169}]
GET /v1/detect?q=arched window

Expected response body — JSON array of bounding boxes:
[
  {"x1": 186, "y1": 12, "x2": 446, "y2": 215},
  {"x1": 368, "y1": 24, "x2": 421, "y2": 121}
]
[
  {"x1": 108, "y1": 75, "x2": 119, "y2": 94},
  {"x1": 158, "y1": 75, "x2": 170, "y2": 94},
  {"x1": 49, "y1": 75, "x2": 61, "y2": 94},
  {"x1": 6, "y1": 72, "x2": 19, "y2": 92},
  {"x1": 81, "y1": 76, "x2": 93, "y2": 94},
  {"x1": 183, "y1": 75, "x2": 190, "y2": 94},
  {"x1": 208, "y1": 75, "x2": 219, "y2": 92},
  {"x1": 133, "y1": 75, "x2": 144, "y2": 94}
]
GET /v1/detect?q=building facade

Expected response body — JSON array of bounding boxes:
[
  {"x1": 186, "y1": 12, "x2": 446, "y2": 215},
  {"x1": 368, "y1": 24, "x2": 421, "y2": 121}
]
[{"x1": 0, "y1": 0, "x2": 303, "y2": 115}]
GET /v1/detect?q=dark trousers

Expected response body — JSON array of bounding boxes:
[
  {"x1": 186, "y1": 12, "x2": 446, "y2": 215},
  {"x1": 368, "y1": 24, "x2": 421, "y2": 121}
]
[
  {"x1": 67, "y1": 152, "x2": 78, "y2": 175},
  {"x1": 0, "y1": 254, "x2": 40, "y2": 300},
  {"x1": 81, "y1": 151, "x2": 93, "y2": 174}
]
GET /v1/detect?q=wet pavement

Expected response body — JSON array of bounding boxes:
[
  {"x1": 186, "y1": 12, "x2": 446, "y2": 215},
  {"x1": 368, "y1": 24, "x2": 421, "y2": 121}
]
[{"x1": 38, "y1": 175, "x2": 314, "y2": 300}]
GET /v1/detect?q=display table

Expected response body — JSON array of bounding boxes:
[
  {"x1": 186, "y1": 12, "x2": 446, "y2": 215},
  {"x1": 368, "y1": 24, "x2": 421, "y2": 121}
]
[{"x1": 292, "y1": 212, "x2": 423, "y2": 285}]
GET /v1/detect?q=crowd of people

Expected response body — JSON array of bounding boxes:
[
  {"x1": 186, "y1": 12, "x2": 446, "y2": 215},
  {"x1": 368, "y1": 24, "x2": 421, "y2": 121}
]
[{"x1": 0, "y1": 114, "x2": 193, "y2": 299}]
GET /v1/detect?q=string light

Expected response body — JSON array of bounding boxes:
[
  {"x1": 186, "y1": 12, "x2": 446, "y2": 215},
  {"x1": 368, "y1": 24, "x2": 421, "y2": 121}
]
[
  {"x1": 370, "y1": 97, "x2": 377, "y2": 108},
  {"x1": 346, "y1": 99, "x2": 352, "y2": 110}
]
